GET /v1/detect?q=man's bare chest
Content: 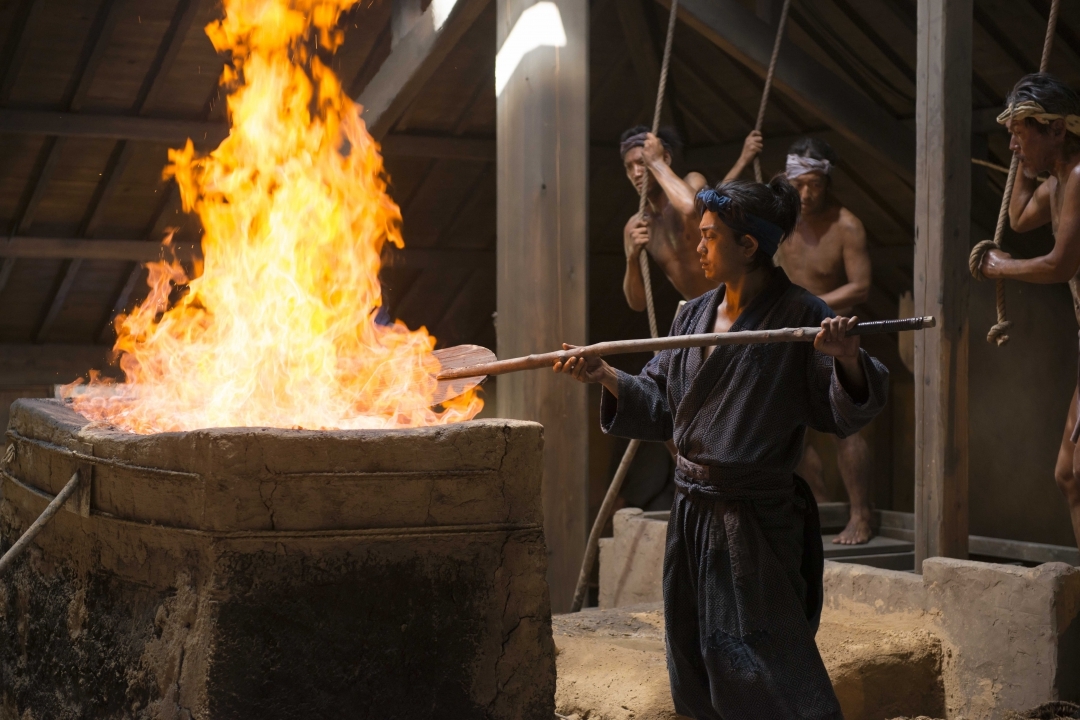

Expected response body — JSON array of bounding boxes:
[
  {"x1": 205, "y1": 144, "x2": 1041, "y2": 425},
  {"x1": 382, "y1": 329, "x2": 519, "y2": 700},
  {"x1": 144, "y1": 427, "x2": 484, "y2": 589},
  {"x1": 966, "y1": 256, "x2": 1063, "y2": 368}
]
[{"x1": 785, "y1": 231, "x2": 846, "y2": 274}]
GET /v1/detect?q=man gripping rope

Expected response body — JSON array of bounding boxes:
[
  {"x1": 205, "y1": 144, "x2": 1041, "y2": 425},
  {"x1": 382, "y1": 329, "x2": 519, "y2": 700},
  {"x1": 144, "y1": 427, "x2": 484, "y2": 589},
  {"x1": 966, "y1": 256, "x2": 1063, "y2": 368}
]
[{"x1": 979, "y1": 73, "x2": 1080, "y2": 551}]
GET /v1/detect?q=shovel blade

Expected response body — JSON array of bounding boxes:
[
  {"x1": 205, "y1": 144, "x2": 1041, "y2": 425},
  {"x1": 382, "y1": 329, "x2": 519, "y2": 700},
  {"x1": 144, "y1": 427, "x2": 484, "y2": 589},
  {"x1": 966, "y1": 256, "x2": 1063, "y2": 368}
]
[{"x1": 431, "y1": 344, "x2": 496, "y2": 405}]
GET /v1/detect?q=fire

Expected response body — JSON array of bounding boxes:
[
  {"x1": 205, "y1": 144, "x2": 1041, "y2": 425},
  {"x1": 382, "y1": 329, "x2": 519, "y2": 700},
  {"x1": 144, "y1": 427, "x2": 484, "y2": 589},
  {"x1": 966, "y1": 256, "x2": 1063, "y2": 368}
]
[{"x1": 69, "y1": 0, "x2": 483, "y2": 433}]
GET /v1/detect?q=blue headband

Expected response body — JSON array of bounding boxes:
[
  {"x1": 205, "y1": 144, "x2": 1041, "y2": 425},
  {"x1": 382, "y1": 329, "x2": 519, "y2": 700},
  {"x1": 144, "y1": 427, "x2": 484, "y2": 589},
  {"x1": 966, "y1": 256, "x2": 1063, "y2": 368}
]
[{"x1": 696, "y1": 188, "x2": 786, "y2": 257}]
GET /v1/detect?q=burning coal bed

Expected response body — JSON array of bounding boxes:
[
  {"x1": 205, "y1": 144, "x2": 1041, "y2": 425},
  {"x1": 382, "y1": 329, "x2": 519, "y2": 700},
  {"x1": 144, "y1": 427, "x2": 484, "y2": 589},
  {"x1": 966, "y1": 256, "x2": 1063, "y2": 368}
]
[{"x1": 0, "y1": 399, "x2": 556, "y2": 718}]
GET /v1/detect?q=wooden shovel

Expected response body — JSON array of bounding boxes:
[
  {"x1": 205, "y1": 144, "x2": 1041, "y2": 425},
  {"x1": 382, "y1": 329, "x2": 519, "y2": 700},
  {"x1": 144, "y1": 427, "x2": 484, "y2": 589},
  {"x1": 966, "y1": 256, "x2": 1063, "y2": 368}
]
[{"x1": 431, "y1": 316, "x2": 935, "y2": 404}]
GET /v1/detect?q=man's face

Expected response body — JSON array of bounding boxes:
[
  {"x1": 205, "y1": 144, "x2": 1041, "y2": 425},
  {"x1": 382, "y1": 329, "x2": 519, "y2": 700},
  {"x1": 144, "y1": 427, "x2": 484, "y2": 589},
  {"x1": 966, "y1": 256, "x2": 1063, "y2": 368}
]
[
  {"x1": 697, "y1": 211, "x2": 754, "y2": 282},
  {"x1": 790, "y1": 171, "x2": 829, "y2": 215},
  {"x1": 623, "y1": 146, "x2": 670, "y2": 196},
  {"x1": 1008, "y1": 117, "x2": 1065, "y2": 177}
]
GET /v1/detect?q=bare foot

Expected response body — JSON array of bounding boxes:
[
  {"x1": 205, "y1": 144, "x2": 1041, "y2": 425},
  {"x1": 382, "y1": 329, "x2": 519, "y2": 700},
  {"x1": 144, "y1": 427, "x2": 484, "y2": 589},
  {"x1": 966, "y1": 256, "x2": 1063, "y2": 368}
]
[{"x1": 833, "y1": 514, "x2": 873, "y2": 545}]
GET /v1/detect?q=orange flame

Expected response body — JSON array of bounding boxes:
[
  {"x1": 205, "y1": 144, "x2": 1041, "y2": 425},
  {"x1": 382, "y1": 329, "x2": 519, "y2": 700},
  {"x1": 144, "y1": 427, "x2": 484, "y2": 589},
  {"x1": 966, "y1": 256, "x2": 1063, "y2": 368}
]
[{"x1": 70, "y1": 0, "x2": 483, "y2": 433}]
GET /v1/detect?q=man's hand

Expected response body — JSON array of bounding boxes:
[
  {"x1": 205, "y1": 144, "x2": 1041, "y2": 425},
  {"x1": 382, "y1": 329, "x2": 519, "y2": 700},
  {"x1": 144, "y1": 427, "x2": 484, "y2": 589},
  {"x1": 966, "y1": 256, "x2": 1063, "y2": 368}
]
[
  {"x1": 815, "y1": 316, "x2": 868, "y2": 401},
  {"x1": 980, "y1": 247, "x2": 1014, "y2": 279},
  {"x1": 624, "y1": 217, "x2": 650, "y2": 260},
  {"x1": 814, "y1": 316, "x2": 860, "y2": 359},
  {"x1": 641, "y1": 133, "x2": 667, "y2": 166},
  {"x1": 553, "y1": 345, "x2": 619, "y2": 396},
  {"x1": 740, "y1": 130, "x2": 763, "y2": 164}
]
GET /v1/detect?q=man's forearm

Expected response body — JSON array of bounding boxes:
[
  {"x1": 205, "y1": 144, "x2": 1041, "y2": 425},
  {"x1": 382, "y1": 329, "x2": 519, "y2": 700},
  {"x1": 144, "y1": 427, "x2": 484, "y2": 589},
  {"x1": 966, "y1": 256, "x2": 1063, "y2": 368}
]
[
  {"x1": 835, "y1": 354, "x2": 869, "y2": 403},
  {"x1": 819, "y1": 283, "x2": 869, "y2": 311},
  {"x1": 646, "y1": 160, "x2": 697, "y2": 216},
  {"x1": 722, "y1": 157, "x2": 750, "y2": 183},
  {"x1": 623, "y1": 256, "x2": 647, "y2": 311},
  {"x1": 995, "y1": 255, "x2": 1076, "y2": 284}
]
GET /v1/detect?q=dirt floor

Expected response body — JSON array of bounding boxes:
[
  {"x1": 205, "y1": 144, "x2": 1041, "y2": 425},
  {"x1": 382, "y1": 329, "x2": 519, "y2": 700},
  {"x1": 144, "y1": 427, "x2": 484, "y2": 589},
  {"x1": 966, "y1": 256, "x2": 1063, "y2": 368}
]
[{"x1": 553, "y1": 604, "x2": 945, "y2": 720}]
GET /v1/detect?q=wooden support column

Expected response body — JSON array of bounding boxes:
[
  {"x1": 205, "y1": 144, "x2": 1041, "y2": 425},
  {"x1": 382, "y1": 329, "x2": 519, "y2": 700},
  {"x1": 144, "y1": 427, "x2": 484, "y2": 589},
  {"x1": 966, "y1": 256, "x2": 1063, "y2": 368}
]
[
  {"x1": 496, "y1": 0, "x2": 588, "y2": 612},
  {"x1": 913, "y1": 0, "x2": 971, "y2": 568}
]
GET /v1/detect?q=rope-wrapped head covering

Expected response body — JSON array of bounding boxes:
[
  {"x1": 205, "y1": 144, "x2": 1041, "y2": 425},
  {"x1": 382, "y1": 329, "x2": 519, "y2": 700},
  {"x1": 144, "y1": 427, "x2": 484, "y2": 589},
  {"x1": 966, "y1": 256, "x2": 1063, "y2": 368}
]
[
  {"x1": 785, "y1": 154, "x2": 832, "y2": 179},
  {"x1": 997, "y1": 100, "x2": 1080, "y2": 135},
  {"x1": 620, "y1": 132, "x2": 672, "y2": 158},
  {"x1": 696, "y1": 188, "x2": 786, "y2": 257}
]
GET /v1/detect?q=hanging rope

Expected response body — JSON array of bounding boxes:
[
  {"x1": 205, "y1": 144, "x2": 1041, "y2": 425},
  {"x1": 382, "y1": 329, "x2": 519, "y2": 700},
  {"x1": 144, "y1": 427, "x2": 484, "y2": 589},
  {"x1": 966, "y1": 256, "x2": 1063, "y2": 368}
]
[
  {"x1": 635, "y1": 0, "x2": 679, "y2": 340},
  {"x1": 754, "y1": 0, "x2": 793, "y2": 183},
  {"x1": 571, "y1": 0, "x2": 680, "y2": 613},
  {"x1": 969, "y1": 0, "x2": 1060, "y2": 346}
]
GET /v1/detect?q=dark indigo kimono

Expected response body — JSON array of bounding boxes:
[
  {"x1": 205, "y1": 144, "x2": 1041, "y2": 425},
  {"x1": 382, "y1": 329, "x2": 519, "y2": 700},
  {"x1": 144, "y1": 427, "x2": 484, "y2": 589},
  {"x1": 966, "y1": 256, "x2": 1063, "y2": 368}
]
[{"x1": 601, "y1": 269, "x2": 889, "y2": 720}]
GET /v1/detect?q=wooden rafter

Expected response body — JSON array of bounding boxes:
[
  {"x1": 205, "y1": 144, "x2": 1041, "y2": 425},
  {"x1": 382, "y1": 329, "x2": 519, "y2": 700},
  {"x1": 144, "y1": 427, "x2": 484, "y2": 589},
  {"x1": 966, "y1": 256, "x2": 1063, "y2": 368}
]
[
  {"x1": 0, "y1": 0, "x2": 44, "y2": 104},
  {"x1": 356, "y1": 0, "x2": 490, "y2": 140},
  {"x1": 0, "y1": 110, "x2": 227, "y2": 146},
  {"x1": 664, "y1": 0, "x2": 916, "y2": 183},
  {"x1": 36, "y1": 0, "x2": 209, "y2": 343}
]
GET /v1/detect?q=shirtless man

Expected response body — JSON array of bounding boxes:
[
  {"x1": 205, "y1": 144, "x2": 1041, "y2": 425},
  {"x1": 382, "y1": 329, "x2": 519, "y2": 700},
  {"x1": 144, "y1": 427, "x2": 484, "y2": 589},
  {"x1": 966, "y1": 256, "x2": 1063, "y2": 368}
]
[
  {"x1": 621, "y1": 126, "x2": 762, "y2": 309},
  {"x1": 775, "y1": 137, "x2": 875, "y2": 545},
  {"x1": 980, "y1": 73, "x2": 1080, "y2": 550}
]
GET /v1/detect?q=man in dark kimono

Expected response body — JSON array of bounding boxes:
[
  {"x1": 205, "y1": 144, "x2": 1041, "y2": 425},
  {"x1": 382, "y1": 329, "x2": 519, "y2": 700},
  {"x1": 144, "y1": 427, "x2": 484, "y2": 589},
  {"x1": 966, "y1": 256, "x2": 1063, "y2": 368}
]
[{"x1": 557, "y1": 179, "x2": 889, "y2": 718}]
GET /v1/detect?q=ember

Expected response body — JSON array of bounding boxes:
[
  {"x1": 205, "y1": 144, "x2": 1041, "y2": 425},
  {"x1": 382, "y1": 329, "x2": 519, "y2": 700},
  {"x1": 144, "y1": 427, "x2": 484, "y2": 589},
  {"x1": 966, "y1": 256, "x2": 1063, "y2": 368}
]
[{"x1": 68, "y1": 0, "x2": 482, "y2": 433}]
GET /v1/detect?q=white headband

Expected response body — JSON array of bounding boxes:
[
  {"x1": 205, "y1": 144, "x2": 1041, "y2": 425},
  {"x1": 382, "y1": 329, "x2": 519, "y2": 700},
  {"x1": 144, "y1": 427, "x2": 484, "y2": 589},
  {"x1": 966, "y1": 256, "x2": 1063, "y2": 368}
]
[{"x1": 785, "y1": 154, "x2": 832, "y2": 179}]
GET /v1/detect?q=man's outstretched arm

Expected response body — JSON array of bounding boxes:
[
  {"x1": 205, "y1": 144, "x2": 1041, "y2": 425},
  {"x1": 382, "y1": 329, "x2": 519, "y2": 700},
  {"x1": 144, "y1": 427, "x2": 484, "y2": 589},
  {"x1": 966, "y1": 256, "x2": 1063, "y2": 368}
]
[
  {"x1": 985, "y1": 166, "x2": 1080, "y2": 284},
  {"x1": 641, "y1": 134, "x2": 705, "y2": 217}
]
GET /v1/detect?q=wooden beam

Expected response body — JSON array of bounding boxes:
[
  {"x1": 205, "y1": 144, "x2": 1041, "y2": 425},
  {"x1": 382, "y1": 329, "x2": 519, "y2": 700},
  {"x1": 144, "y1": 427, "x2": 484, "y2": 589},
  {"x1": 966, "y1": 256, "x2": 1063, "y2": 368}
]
[
  {"x1": 0, "y1": 259, "x2": 16, "y2": 297},
  {"x1": 39, "y1": 0, "x2": 209, "y2": 343},
  {"x1": 496, "y1": 0, "x2": 588, "y2": 612},
  {"x1": 15, "y1": 137, "x2": 66, "y2": 233},
  {"x1": 135, "y1": 0, "x2": 204, "y2": 113},
  {"x1": 380, "y1": 133, "x2": 495, "y2": 161},
  {"x1": 0, "y1": 109, "x2": 227, "y2": 146},
  {"x1": 357, "y1": 0, "x2": 490, "y2": 140},
  {"x1": 0, "y1": 0, "x2": 44, "y2": 104},
  {"x1": 391, "y1": 0, "x2": 425, "y2": 48},
  {"x1": 666, "y1": 0, "x2": 916, "y2": 183},
  {"x1": 913, "y1": 0, "x2": 971, "y2": 568},
  {"x1": 36, "y1": 260, "x2": 82, "y2": 343},
  {"x1": 0, "y1": 344, "x2": 117, "y2": 386},
  {"x1": 614, "y1": 0, "x2": 674, "y2": 124},
  {"x1": 0, "y1": 237, "x2": 195, "y2": 262}
]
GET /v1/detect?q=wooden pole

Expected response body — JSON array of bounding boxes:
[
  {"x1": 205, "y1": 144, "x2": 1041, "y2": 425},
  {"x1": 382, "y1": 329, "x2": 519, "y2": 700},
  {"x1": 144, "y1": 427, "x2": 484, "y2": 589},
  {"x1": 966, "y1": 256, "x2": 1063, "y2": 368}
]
[
  {"x1": 439, "y1": 317, "x2": 936, "y2": 380},
  {"x1": 496, "y1": 0, "x2": 589, "y2": 613},
  {"x1": 913, "y1": 0, "x2": 971, "y2": 568}
]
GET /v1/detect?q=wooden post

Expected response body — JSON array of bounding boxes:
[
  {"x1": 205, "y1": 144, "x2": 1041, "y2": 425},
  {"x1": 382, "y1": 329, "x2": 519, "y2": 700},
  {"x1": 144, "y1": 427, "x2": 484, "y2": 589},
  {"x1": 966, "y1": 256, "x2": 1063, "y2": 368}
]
[
  {"x1": 496, "y1": 0, "x2": 588, "y2": 612},
  {"x1": 913, "y1": 0, "x2": 971, "y2": 568}
]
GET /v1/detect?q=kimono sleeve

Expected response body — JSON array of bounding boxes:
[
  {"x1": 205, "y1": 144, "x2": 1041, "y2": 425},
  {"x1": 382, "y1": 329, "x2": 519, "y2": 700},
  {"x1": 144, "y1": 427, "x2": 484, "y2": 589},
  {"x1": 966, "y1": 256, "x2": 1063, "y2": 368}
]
[
  {"x1": 805, "y1": 348, "x2": 889, "y2": 438},
  {"x1": 599, "y1": 350, "x2": 674, "y2": 442}
]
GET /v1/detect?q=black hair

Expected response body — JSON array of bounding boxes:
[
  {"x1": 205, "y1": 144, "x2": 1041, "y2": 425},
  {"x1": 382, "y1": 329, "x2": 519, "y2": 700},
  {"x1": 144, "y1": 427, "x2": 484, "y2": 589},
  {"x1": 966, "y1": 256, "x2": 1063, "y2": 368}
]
[
  {"x1": 694, "y1": 176, "x2": 801, "y2": 269},
  {"x1": 1007, "y1": 73, "x2": 1080, "y2": 121},
  {"x1": 1006, "y1": 74, "x2": 1080, "y2": 154},
  {"x1": 619, "y1": 125, "x2": 684, "y2": 155},
  {"x1": 787, "y1": 136, "x2": 838, "y2": 165}
]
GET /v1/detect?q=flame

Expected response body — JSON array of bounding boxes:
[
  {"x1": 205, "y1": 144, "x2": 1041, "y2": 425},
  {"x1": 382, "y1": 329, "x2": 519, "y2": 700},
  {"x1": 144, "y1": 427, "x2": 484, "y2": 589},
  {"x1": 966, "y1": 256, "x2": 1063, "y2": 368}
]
[{"x1": 70, "y1": 0, "x2": 483, "y2": 433}]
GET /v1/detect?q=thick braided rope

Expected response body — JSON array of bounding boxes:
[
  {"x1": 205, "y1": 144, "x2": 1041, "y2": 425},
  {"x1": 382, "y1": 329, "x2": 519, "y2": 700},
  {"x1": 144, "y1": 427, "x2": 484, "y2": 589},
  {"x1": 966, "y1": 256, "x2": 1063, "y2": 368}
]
[
  {"x1": 970, "y1": 0, "x2": 1059, "y2": 346},
  {"x1": 636, "y1": 0, "x2": 679, "y2": 340},
  {"x1": 753, "y1": 0, "x2": 793, "y2": 183},
  {"x1": 573, "y1": 0, "x2": 679, "y2": 613}
]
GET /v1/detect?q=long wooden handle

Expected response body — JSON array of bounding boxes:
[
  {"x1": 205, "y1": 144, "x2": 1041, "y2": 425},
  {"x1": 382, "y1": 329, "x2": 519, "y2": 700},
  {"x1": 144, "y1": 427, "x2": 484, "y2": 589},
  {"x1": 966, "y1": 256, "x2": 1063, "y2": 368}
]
[{"x1": 438, "y1": 316, "x2": 935, "y2": 381}]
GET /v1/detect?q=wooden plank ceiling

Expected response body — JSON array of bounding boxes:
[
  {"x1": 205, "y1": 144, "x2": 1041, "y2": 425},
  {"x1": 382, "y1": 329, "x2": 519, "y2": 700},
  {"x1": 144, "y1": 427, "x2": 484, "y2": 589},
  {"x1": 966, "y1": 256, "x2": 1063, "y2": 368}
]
[{"x1": 0, "y1": 0, "x2": 1078, "y2": 381}]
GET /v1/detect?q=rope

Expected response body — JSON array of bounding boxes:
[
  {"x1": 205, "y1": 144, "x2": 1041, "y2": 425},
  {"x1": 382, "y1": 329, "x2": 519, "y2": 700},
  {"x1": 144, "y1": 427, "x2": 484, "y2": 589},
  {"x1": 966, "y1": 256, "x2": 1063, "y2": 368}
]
[
  {"x1": 0, "y1": 470, "x2": 80, "y2": 575},
  {"x1": 970, "y1": 0, "x2": 1059, "y2": 346},
  {"x1": 635, "y1": 0, "x2": 679, "y2": 340},
  {"x1": 753, "y1": 0, "x2": 793, "y2": 183},
  {"x1": 572, "y1": 0, "x2": 679, "y2": 613}
]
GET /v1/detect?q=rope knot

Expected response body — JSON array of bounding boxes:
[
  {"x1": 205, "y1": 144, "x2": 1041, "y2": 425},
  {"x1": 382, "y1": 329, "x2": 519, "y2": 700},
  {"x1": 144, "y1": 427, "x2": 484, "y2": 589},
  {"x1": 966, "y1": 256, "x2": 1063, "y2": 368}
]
[
  {"x1": 969, "y1": 239, "x2": 1000, "y2": 282},
  {"x1": 987, "y1": 320, "x2": 1012, "y2": 346}
]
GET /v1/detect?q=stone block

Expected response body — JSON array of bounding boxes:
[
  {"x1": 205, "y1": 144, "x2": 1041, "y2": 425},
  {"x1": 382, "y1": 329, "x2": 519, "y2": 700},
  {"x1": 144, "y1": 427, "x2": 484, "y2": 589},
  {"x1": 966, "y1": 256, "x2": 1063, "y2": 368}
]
[{"x1": 0, "y1": 399, "x2": 556, "y2": 719}]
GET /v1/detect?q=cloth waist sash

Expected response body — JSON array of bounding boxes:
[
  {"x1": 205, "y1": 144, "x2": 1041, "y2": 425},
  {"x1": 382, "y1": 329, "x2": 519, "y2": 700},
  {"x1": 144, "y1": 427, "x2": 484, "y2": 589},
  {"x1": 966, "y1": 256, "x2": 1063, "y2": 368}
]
[{"x1": 675, "y1": 454, "x2": 794, "y2": 502}]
